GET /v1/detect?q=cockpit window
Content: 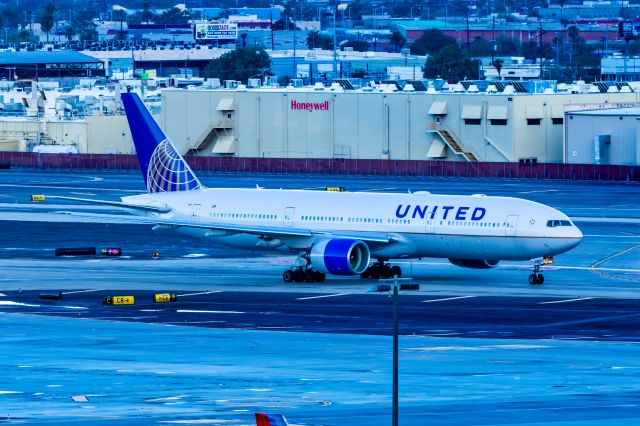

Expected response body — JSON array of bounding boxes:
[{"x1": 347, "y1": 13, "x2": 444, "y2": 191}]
[{"x1": 546, "y1": 219, "x2": 572, "y2": 228}]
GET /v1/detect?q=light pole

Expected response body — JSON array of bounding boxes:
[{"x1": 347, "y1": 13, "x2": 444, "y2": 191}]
[
  {"x1": 332, "y1": 9, "x2": 337, "y2": 76},
  {"x1": 382, "y1": 277, "x2": 416, "y2": 426},
  {"x1": 392, "y1": 280, "x2": 399, "y2": 426}
]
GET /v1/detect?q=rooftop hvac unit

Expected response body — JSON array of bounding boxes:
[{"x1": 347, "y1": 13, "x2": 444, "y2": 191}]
[
  {"x1": 264, "y1": 76, "x2": 278, "y2": 87},
  {"x1": 248, "y1": 78, "x2": 261, "y2": 88},
  {"x1": 224, "y1": 80, "x2": 239, "y2": 89}
]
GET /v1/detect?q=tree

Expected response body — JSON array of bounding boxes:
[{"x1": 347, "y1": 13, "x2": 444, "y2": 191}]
[
  {"x1": 272, "y1": 17, "x2": 299, "y2": 31},
  {"x1": 493, "y1": 58, "x2": 504, "y2": 79},
  {"x1": 39, "y1": 2, "x2": 55, "y2": 42},
  {"x1": 306, "y1": 31, "x2": 332, "y2": 50},
  {"x1": 342, "y1": 39, "x2": 369, "y2": 52},
  {"x1": 113, "y1": 9, "x2": 128, "y2": 41},
  {"x1": 64, "y1": 25, "x2": 76, "y2": 45},
  {"x1": 495, "y1": 36, "x2": 519, "y2": 55},
  {"x1": 203, "y1": 47, "x2": 271, "y2": 83},
  {"x1": 141, "y1": 1, "x2": 153, "y2": 24},
  {"x1": 469, "y1": 36, "x2": 492, "y2": 57},
  {"x1": 423, "y1": 44, "x2": 479, "y2": 82},
  {"x1": 156, "y1": 7, "x2": 192, "y2": 25},
  {"x1": 389, "y1": 29, "x2": 406, "y2": 52},
  {"x1": 410, "y1": 29, "x2": 456, "y2": 55}
]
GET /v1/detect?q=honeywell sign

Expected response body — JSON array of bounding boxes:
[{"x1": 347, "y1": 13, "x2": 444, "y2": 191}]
[{"x1": 290, "y1": 100, "x2": 330, "y2": 112}]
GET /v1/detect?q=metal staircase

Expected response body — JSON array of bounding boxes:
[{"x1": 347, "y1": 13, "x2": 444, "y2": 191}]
[
  {"x1": 436, "y1": 129, "x2": 478, "y2": 162},
  {"x1": 185, "y1": 118, "x2": 234, "y2": 155}
]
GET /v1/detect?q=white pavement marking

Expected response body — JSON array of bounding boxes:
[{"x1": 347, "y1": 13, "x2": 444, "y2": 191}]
[
  {"x1": 538, "y1": 297, "x2": 596, "y2": 305},
  {"x1": 0, "y1": 293, "x2": 5, "y2": 297},
  {"x1": 176, "y1": 310, "x2": 244, "y2": 314},
  {"x1": 296, "y1": 293, "x2": 350, "y2": 301},
  {"x1": 62, "y1": 289, "x2": 102, "y2": 295},
  {"x1": 178, "y1": 290, "x2": 222, "y2": 297},
  {"x1": 519, "y1": 189, "x2": 558, "y2": 194},
  {"x1": 421, "y1": 295, "x2": 475, "y2": 303}
]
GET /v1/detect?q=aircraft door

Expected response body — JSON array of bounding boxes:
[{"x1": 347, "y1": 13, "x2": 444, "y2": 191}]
[
  {"x1": 505, "y1": 215, "x2": 518, "y2": 236},
  {"x1": 283, "y1": 207, "x2": 295, "y2": 228},
  {"x1": 189, "y1": 203, "x2": 201, "y2": 219}
]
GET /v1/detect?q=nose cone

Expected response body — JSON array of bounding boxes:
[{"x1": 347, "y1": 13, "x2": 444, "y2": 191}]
[{"x1": 561, "y1": 225, "x2": 583, "y2": 252}]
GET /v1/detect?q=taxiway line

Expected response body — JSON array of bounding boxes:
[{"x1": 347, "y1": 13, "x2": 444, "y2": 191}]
[
  {"x1": 422, "y1": 295, "x2": 476, "y2": 303},
  {"x1": 538, "y1": 297, "x2": 596, "y2": 305},
  {"x1": 178, "y1": 291, "x2": 222, "y2": 297},
  {"x1": 296, "y1": 293, "x2": 351, "y2": 301}
]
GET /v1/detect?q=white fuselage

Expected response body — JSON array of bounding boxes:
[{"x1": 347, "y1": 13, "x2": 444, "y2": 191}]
[{"x1": 123, "y1": 188, "x2": 583, "y2": 261}]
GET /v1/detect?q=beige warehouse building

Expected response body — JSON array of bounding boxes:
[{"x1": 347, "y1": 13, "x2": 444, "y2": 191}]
[
  {"x1": 565, "y1": 105, "x2": 640, "y2": 165},
  {"x1": 159, "y1": 86, "x2": 638, "y2": 164}
]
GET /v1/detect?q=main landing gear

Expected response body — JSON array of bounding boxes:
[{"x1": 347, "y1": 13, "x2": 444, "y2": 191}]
[
  {"x1": 360, "y1": 260, "x2": 402, "y2": 280},
  {"x1": 283, "y1": 266, "x2": 326, "y2": 283}
]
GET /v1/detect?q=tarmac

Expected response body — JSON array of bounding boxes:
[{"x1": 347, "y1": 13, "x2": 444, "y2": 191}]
[{"x1": 0, "y1": 168, "x2": 639, "y2": 425}]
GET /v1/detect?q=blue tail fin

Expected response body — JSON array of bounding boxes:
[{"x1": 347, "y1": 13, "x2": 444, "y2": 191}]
[{"x1": 121, "y1": 92, "x2": 201, "y2": 193}]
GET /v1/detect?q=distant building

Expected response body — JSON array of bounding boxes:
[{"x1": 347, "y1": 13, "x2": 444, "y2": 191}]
[{"x1": 0, "y1": 52, "x2": 105, "y2": 80}]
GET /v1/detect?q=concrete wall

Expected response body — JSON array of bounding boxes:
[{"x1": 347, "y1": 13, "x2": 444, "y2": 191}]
[
  {"x1": 161, "y1": 88, "x2": 639, "y2": 163},
  {"x1": 87, "y1": 115, "x2": 136, "y2": 155}
]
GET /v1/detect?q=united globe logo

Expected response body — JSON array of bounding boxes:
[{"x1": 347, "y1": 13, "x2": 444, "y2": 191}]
[{"x1": 146, "y1": 140, "x2": 201, "y2": 193}]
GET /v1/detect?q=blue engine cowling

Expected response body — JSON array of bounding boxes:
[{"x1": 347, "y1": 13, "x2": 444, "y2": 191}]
[
  {"x1": 448, "y1": 258, "x2": 500, "y2": 269},
  {"x1": 309, "y1": 239, "x2": 370, "y2": 275}
]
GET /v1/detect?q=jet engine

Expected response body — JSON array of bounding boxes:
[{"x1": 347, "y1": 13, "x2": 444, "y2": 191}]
[
  {"x1": 309, "y1": 239, "x2": 370, "y2": 275},
  {"x1": 448, "y1": 258, "x2": 500, "y2": 269}
]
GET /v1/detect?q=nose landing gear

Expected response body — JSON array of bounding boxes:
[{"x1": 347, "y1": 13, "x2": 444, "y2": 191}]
[
  {"x1": 529, "y1": 257, "x2": 552, "y2": 285},
  {"x1": 360, "y1": 260, "x2": 402, "y2": 279}
]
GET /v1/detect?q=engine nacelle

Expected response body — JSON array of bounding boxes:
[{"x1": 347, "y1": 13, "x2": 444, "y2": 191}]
[
  {"x1": 309, "y1": 239, "x2": 370, "y2": 275},
  {"x1": 448, "y1": 258, "x2": 500, "y2": 269}
]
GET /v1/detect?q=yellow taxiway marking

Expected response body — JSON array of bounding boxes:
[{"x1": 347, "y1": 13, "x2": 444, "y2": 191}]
[
  {"x1": 296, "y1": 293, "x2": 351, "y2": 301},
  {"x1": 421, "y1": 295, "x2": 475, "y2": 303},
  {"x1": 538, "y1": 297, "x2": 596, "y2": 305}
]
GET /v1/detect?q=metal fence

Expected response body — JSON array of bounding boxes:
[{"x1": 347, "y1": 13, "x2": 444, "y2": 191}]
[{"x1": 0, "y1": 151, "x2": 638, "y2": 182}]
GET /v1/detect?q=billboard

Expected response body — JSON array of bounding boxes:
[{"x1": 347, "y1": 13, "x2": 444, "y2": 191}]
[{"x1": 195, "y1": 23, "x2": 238, "y2": 40}]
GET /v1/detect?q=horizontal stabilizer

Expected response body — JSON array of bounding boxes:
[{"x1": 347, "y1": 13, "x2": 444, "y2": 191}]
[{"x1": 44, "y1": 195, "x2": 171, "y2": 214}]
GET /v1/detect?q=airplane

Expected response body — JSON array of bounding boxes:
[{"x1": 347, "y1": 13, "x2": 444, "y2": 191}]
[{"x1": 38, "y1": 92, "x2": 583, "y2": 285}]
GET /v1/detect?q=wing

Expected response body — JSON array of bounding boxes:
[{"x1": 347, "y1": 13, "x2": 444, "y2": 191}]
[
  {"x1": 55, "y1": 211, "x2": 396, "y2": 245},
  {"x1": 40, "y1": 196, "x2": 172, "y2": 214}
]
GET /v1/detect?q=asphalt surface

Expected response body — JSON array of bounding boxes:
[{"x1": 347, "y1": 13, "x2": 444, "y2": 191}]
[{"x1": 0, "y1": 168, "x2": 639, "y2": 425}]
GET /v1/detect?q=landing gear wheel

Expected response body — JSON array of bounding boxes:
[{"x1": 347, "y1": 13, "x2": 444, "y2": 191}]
[
  {"x1": 391, "y1": 265, "x2": 402, "y2": 278},
  {"x1": 293, "y1": 268, "x2": 305, "y2": 283},
  {"x1": 304, "y1": 269, "x2": 316, "y2": 283},
  {"x1": 314, "y1": 272, "x2": 326, "y2": 283},
  {"x1": 536, "y1": 273, "x2": 544, "y2": 285},
  {"x1": 360, "y1": 269, "x2": 371, "y2": 279},
  {"x1": 381, "y1": 265, "x2": 393, "y2": 279},
  {"x1": 369, "y1": 264, "x2": 381, "y2": 279},
  {"x1": 283, "y1": 270, "x2": 294, "y2": 283},
  {"x1": 528, "y1": 274, "x2": 537, "y2": 285}
]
